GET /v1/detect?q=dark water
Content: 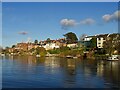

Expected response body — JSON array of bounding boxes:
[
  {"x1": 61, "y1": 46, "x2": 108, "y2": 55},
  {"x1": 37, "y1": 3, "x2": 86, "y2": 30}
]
[{"x1": 1, "y1": 56, "x2": 120, "y2": 88}]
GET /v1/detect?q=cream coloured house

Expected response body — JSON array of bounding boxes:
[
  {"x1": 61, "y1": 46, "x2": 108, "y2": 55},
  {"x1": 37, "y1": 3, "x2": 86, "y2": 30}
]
[
  {"x1": 67, "y1": 43, "x2": 78, "y2": 48},
  {"x1": 97, "y1": 37, "x2": 106, "y2": 48},
  {"x1": 42, "y1": 43, "x2": 60, "y2": 50}
]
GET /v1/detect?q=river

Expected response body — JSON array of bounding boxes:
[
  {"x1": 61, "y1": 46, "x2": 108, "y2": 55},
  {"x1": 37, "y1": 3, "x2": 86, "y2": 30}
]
[{"x1": 1, "y1": 56, "x2": 120, "y2": 88}]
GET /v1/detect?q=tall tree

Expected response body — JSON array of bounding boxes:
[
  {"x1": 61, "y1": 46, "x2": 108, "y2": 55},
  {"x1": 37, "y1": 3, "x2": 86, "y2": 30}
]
[
  {"x1": 103, "y1": 34, "x2": 120, "y2": 56},
  {"x1": 35, "y1": 47, "x2": 46, "y2": 56},
  {"x1": 46, "y1": 38, "x2": 51, "y2": 43},
  {"x1": 64, "y1": 32, "x2": 78, "y2": 44},
  {"x1": 12, "y1": 45, "x2": 16, "y2": 48},
  {"x1": 34, "y1": 40, "x2": 38, "y2": 44},
  {"x1": 90, "y1": 37, "x2": 97, "y2": 48}
]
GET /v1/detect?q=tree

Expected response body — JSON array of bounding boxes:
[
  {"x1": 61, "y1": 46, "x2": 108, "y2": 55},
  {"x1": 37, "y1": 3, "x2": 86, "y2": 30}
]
[
  {"x1": 35, "y1": 47, "x2": 46, "y2": 56},
  {"x1": 64, "y1": 32, "x2": 78, "y2": 44},
  {"x1": 5, "y1": 46, "x2": 9, "y2": 49},
  {"x1": 90, "y1": 37, "x2": 97, "y2": 49},
  {"x1": 46, "y1": 38, "x2": 51, "y2": 43},
  {"x1": 34, "y1": 40, "x2": 38, "y2": 44},
  {"x1": 29, "y1": 48, "x2": 35, "y2": 53},
  {"x1": 12, "y1": 45, "x2": 16, "y2": 48},
  {"x1": 103, "y1": 34, "x2": 120, "y2": 56}
]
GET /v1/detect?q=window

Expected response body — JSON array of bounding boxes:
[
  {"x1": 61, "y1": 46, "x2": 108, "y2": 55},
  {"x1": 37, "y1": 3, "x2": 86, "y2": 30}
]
[{"x1": 98, "y1": 38, "x2": 101, "y2": 40}]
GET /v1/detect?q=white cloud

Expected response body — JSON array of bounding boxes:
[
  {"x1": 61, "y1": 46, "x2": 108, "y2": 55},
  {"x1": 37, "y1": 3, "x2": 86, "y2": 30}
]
[
  {"x1": 102, "y1": 10, "x2": 120, "y2": 22},
  {"x1": 60, "y1": 18, "x2": 77, "y2": 30},
  {"x1": 80, "y1": 18, "x2": 95, "y2": 25},
  {"x1": 60, "y1": 18, "x2": 95, "y2": 30},
  {"x1": 102, "y1": 14, "x2": 112, "y2": 22}
]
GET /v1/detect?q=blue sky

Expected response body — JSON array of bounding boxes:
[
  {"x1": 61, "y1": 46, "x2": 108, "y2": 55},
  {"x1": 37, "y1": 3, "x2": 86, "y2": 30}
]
[{"x1": 2, "y1": 2, "x2": 119, "y2": 47}]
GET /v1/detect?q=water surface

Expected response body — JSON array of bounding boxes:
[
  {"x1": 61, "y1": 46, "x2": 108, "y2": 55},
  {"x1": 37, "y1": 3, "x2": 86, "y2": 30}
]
[{"x1": 1, "y1": 56, "x2": 120, "y2": 88}]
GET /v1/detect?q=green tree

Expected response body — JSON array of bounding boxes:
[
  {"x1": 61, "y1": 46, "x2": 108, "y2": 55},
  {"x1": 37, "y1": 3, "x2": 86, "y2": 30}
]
[
  {"x1": 35, "y1": 47, "x2": 46, "y2": 56},
  {"x1": 29, "y1": 48, "x2": 35, "y2": 53},
  {"x1": 103, "y1": 37, "x2": 113, "y2": 56},
  {"x1": 12, "y1": 45, "x2": 16, "y2": 48},
  {"x1": 34, "y1": 40, "x2": 38, "y2": 44},
  {"x1": 64, "y1": 32, "x2": 78, "y2": 44},
  {"x1": 46, "y1": 38, "x2": 51, "y2": 43},
  {"x1": 103, "y1": 34, "x2": 120, "y2": 56},
  {"x1": 5, "y1": 46, "x2": 9, "y2": 49},
  {"x1": 90, "y1": 37, "x2": 97, "y2": 48}
]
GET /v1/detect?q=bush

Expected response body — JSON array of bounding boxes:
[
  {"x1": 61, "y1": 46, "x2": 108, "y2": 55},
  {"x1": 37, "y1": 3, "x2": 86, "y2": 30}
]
[
  {"x1": 48, "y1": 49, "x2": 60, "y2": 54},
  {"x1": 35, "y1": 47, "x2": 46, "y2": 56}
]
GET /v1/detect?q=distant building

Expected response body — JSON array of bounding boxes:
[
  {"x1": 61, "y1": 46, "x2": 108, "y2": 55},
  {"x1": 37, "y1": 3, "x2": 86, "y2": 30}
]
[
  {"x1": 15, "y1": 43, "x2": 28, "y2": 51},
  {"x1": 8, "y1": 48, "x2": 14, "y2": 53},
  {"x1": 83, "y1": 36, "x2": 92, "y2": 41},
  {"x1": 82, "y1": 33, "x2": 120, "y2": 49},
  {"x1": 8, "y1": 33, "x2": 119, "y2": 53},
  {"x1": 67, "y1": 43, "x2": 78, "y2": 48},
  {"x1": 39, "y1": 38, "x2": 66, "y2": 50},
  {"x1": 96, "y1": 34, "x2": 108, "y2": 48},
  {"x1": 82, "y1": 36, "x2": 95, "y2": 48},
  {"x1": 43, "y1": 43, "x2": 60, "y2": 50},
  {"x1": 28, "y1": 43, "x2": 37, "y2": 50}
]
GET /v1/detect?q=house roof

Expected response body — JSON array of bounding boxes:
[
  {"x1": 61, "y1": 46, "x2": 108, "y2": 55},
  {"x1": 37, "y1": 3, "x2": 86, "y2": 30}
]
[{"x1": 83, "y1": 33, "x2": 120, "y2": 40}]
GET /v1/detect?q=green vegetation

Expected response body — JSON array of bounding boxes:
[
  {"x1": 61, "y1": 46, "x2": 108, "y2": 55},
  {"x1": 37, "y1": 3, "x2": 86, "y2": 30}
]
[
  {"x1": 103, "y1": 34, "x2": 120, "y2": 56},
  {"x1": 35, "y1": 47, "x2": 46, "y2": 57},
  {"x1": 64, "y1": 32, "x2": 78, "y2": 44},
  {"x1": 12, "y1": 45, "x2": 16, "y2": 48},
  {"x1": 48, "y1": 49, "x2": 60, "y2": 54},
  {"x1": 90, "y1": 37, "x2": 97, "y2": 49},
  {"x1": 47, "y1": 46, "x2": 84, "y2": 57},
  {"x1": 2, "y1": 32, "x2": 119, "y2": 60},
  {"x1": 34, "y1": 40, "x2": 38, "y2": 44},
  {"x1": 46, "y1": 38, "x2": 51, "y2": 43}
]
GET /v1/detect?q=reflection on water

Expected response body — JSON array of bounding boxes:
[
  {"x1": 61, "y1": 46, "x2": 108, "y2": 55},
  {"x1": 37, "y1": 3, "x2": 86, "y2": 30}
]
[
  {"x1": 1, "y1": 56, "x2": 120, "y2": 88},
  {"x1": 97, "y1": 60, "x2": 120, "y2": 88}
]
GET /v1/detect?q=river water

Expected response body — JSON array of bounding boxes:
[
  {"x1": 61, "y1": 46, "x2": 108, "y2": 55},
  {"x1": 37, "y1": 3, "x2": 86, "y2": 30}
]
[{"x1": 1, "y1": 56, "x2": 120, "y2": 88}]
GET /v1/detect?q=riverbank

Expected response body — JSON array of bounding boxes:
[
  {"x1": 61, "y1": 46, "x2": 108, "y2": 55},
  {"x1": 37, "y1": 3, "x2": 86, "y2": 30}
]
[
  {"x1": 1, "y1": 48, "x2": 119, "y2": 60},
  {"x1": 0, "y1": 52, "x2": 95, "y2": 60}
]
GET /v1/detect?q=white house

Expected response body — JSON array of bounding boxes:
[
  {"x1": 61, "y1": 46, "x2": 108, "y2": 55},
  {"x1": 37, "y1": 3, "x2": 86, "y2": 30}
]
[
  {"x1": 96, "y1": 34, "x2": 108, "y2": 48},
  {"x1": 97, "y1": 37, "x2": 106, "y2": 48},
  {"x1": 83, "y1": 36, "x2": 92, "y2": 41},
  {"x1": 67, "y1": 43, "x2": 78, "y2": 48},
  {"x1": 43, "y1": 43, "x2": 60, "y2": 50}
]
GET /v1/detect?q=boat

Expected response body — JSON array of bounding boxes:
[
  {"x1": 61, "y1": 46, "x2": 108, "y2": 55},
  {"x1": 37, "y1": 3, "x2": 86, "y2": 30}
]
[
  {"x1": 107, "y1": 55, "x2": 120, "y2": 61},
  {"x1": 36, "y1": 54, "x2": 41, "y2": 57},
  {"x1": 66, "y1": 55, "x2": 73, "y2": 58},
  {"x1": 45, "y1": 53, "x2": 52, "y2": 57},
  {"x1": 0, "y1": 53, "x2": 5, "y2": 57},
  {"x1": 73, "y1": 57, "x2": 78, "y2": 59}
]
